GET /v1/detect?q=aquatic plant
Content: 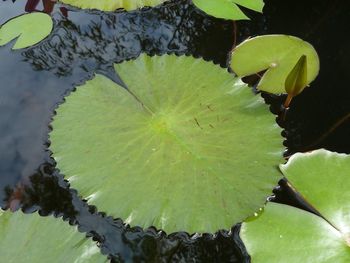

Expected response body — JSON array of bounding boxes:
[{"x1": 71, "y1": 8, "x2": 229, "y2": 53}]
[
  {"x1": 241, "y1": 150, "x2": 350, "y2": 262},
  {"x1": 231, "y1": 35, "x2": 320, "y2": 95},
  {"x1": 0, "y1": 209, "x2": 105, "y2": 262},
  {"x1": 59, "y1": 0, "x2": 169, "y2": 11},
  {"x1": 1, "y1": 1, "x2": 340, "y2": 262},
  {"x1": 0, "y1": 13, "x2": 53, "y2": 50},
  {"x1": 49, "y1": 54, "x2": 283, "y2": 234},
  {"x1": 193, "y1": 0, "x2": 264, "y2": 20}
]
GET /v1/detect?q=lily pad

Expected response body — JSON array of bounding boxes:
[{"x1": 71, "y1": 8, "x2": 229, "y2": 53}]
[
  {"x1": 231, "y1": 35, "x2": 320, "y2": 94},
  {"x1": 241, "y1": 202, "x2": 350, "y2": 262},
  {"x1": 193, "y1": 0, "x2": 264, "y2": 20},
  {"x1": 241, "y1": 149, "x2": 350, "y2": 262},
  {"x1": 280, "y1": 149, "x2": 350, "y2": 233},
  {"x1": 0, "y1": 13, "x2": 53, "y2": 50},
  {"x1": 0, "y1": 210, "x2": 106, "y2": 262},
  {"x1": 60, "y1": 0, "x2": 168, "y2": 11},
  {"x1": 50, "y1": 54, "x2": 283, "y2": 234}
]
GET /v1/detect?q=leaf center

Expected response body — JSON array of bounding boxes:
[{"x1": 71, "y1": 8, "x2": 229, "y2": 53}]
[{"x1": 150, "y1": 114, "x2": 171, "y2": 133}]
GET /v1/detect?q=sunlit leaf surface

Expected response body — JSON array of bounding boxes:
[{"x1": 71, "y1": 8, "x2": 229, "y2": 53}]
[
  {"x1": 231, "y1": 35, "x2": 320, "y2": 94},
  {"x1": 60, "y1": 0, "x2": 168, "y2": 11},
  {"x1": 193, "y1": 0, "x2": 264, "y2": 20},
  {"x1": 241, "y1": 202, "x2": 350, "y2": 263},
  {"x1": 0, "y1": 13, "x2": 53, "y2": 50},
  {"x1": 50, "y1": 54, "x2": 283, "y2": 234},
  {"x1": 0, "y1": 210, "x2": 106, "y2": 263},
  {"x1": 241, "y1": 150, "x2": 350, "y2": 262},
  {"x1": 281, "y1": 149, "x2": 350, "y2": 233}
]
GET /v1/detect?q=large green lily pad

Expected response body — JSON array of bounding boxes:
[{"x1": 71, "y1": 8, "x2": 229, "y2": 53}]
[
  {"x1": 60, "y1": 0, "x2": 168, "y2": 11},
  {"x1": 241, "y1": 149, "x2": 350, "y2": 262},
  {"x1": 193, "y1": 0, "x2": 264, "y2": 20},
  {"x1": 50, "y1": 54, "x2": 283, "y2": 234},
  {"x1": 0, "y1": 210, "x2": 106, "y2": 262},
  {"x1": 231, "y1": 35, "x2": 320, "y2": 94},
  {"x1": 0, "y1": 13, "x2": 53, "y2": 50}
]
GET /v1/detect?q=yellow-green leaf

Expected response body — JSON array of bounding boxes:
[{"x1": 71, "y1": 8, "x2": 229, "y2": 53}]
[
  {"x1": 0, "y1": 13, "x2": 53, "y2": 50},
  {"x1": 60, "y1": 0, "x2": 168, "y2": 11},
  {"x1": 285, "y1": 55, "x2": 308, "y2": 96},
  {"x1": 49, "y1": 54, "x2": 283, "y2": 234},
  {"x1": 231, "y1": 35, "x2": 320, "y2": 94}
]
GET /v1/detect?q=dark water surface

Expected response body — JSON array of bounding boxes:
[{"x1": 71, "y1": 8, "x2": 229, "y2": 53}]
[{"x1": 0, "y1": 0, "x2": 349, "y2": 262}]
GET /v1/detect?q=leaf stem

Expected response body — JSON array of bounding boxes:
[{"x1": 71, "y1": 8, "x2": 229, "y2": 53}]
[
  {"x1": 283, "y1": 94, "x2": 294, "y2": 108},
  {"x1": 285, "y1": 112, "x2": 350, "y2": 158},
  {"x1": 300, "y1": 112, "x2": 350, "y2": 152},
  {"x1": 230, "y1": 21, "x2": 237, "y2": 52}
]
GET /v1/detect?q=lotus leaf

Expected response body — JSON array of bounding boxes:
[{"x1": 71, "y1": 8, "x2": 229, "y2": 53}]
[
  {"x1": 231, "y1": 35, "x2": 320, "y2": 94},
  {"x1": 193, "y1": 0, "x2": 264, "y2": 20},
  {"x1": 0, "y1": 210, "x2": 106, "y2": 262},
  {"x1": 0, "y1": 13, "x2": 53, "y2": 50},
  {"x1": 241, "y1": 149, "x2": 350, "y2": 262},
  {"x1": 50, "y1": 54, "x2": 283, "y2": 234},
  {"x1": 60, "y1": 0, "x2": 168, "y2": 11}
]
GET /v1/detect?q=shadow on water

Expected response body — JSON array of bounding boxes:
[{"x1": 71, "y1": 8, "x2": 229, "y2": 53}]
[{"x1": 0, "y1": 0, "x2": 349, "y2": 261}]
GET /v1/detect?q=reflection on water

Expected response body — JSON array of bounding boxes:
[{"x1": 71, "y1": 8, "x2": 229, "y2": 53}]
[
  {"x1": 0, "y1": 0, "x2": 235, "y2": 200},
  {"x1": 1, "y1": 0, "x2": 249, "y2": 261},
  {"x1": 262, "y1": 0, "x2": 350, "y2": 155},
  {"x1": 0, "y1": 0, "x2": 349, "y2": 261}
]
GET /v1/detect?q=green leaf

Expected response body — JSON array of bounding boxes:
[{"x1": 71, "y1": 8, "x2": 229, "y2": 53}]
[
  {"x1": 0, "y1": 13, "x2": 53, "y2": 50},
  {"x1": 60, "y1": 0, "x2": 168, "y2": 11},
  {"x1": 193, "y1": 0, "x2": 248, "y2": 20},
  {"x1": 193, "y1": 0, "x2": 264, "y2": 20},
  {"x1": 241, "y1": 202, "x2": 350, "y2": 263},
  {"x1": 285, "y1": 55, "x2": 308, "y2": 96},
  {"x1": 232, "y1": 0, "x2": 264, "y2": 12},
  {"x1": 280, "y1": 149, "x2": 350, "y2": 235},
  {"x1": 0, "y1": 210, "x2": 106, "y2": 263},
  {"x1": 231, "y1": 35, "x2": 320, "y2": 94},
  {"x1": 50, "y1": 54, "x2": 283, "y2": 234},
  {"x1": 241, "y1": 149, "x2": 350, "y2": 262}
]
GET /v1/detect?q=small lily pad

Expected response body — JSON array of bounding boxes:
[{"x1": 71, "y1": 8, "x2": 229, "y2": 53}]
[
  {"x1": 231, "y1": 35, "x2": 320, "y2": 94},
  {"x1": 0, "y1": 210, "x2": 106, "y2": 262},
  {"x1": 193, "y1": 0, "x2": 264, "y2": 20},
  {"x1": 50, "y1": 54, "x2": 283, "y2": 234},
  {"x1": 241, "y1": 149, "x2": 350, "y2": 262},
  {"x1": 60, "y1": 0, "x2": 168, "y2": 11},
  {"x1": 0, "y1": 13, "x2": 53, "y2": 50}
]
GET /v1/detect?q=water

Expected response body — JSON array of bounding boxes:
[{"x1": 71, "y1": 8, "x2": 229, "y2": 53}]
[{"x1": 0, "y1": 0, "x2": 349, "y2": 261}]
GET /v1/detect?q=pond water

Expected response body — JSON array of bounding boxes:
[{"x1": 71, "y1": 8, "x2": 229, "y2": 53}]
[{"x1": 0, "y1": 0, "x2": 349, "y2": 262}]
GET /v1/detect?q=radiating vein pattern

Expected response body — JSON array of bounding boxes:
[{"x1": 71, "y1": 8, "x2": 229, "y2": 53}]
[{"x1": 50, "y1": 55, "x2": 283, "y2": 233}]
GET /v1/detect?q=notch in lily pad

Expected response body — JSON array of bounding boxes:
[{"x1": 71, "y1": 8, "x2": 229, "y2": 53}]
[
  {"x1": 0, "y1": 13, "x2": 53, "y2": 50},
  {"x1": 241, "y1": 149, "x2": 350, "y2": 262},
  {"x1": 231, "y1": 35, "x2": 320, "y2": 101},
  {"x1": 192, "y1": 0, "x2": 264, "y2": 20}
]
